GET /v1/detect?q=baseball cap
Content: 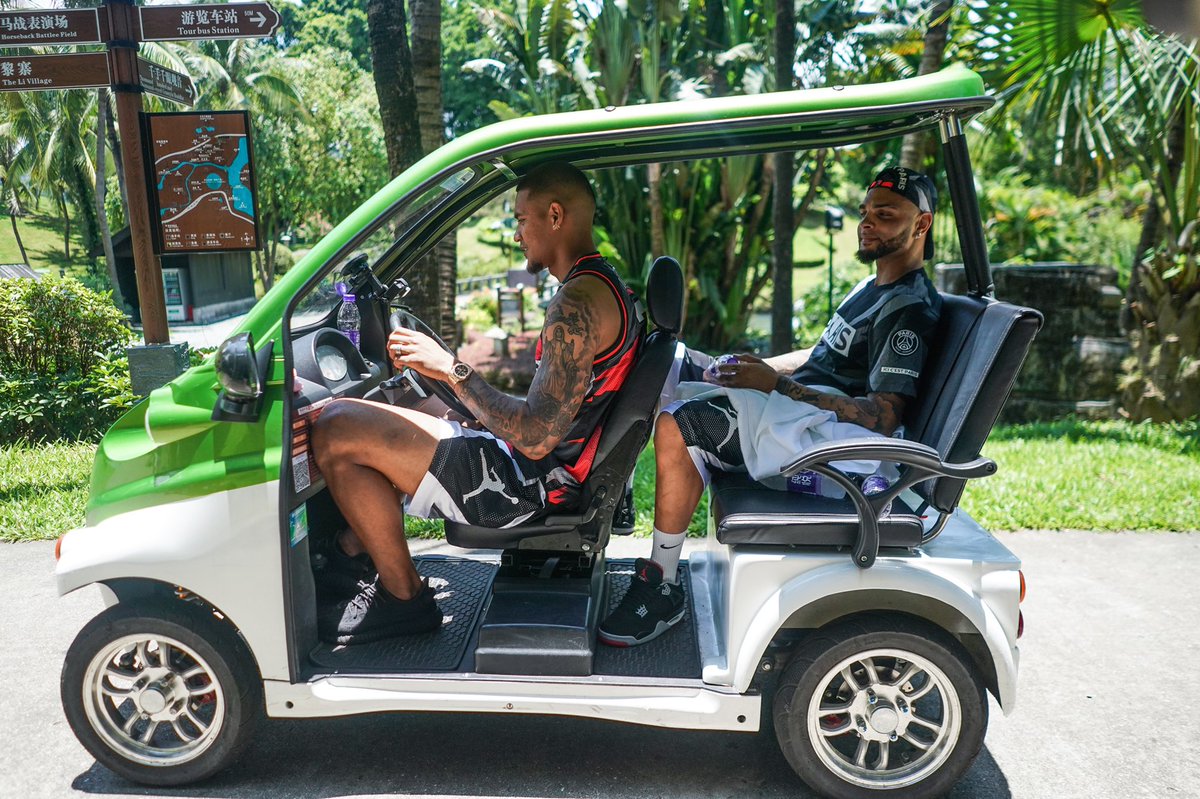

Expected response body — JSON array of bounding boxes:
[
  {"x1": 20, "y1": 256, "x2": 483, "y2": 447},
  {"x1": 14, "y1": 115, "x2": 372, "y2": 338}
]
[{"x1": 867, "y1": 167, "x2": 937, "y2": 261}]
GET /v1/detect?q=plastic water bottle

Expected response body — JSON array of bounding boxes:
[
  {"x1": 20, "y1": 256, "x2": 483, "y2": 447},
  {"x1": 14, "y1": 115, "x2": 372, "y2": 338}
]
[
  {"x1": 336, "y1": 285, "x2": 360, "y2": 350},
  {"x1": 706, "y1": 353, "x2": 738, "y2": 381},
  {"x1": 861, "y1": 473, "x2": 892, "y2": 515}
]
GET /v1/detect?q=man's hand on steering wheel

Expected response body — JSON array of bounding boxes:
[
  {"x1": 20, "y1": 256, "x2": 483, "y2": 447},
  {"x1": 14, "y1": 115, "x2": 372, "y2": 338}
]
[{"x1": 388, "y1": 327, "x2": 456, "y2": 383}]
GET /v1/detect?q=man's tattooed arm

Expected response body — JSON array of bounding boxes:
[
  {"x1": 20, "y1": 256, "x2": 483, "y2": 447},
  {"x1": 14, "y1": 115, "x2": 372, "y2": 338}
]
[
  {"x1": 773, "y1": 376, "x2": 906, "y2": 435},
  {"x1": 452, "y1": 279, "x2": 606, "y2": 459}
]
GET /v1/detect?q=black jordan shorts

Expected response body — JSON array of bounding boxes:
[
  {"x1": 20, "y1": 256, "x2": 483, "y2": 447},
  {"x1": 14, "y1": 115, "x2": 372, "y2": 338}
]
[
  {"x1": 666, "y1": 395, "x2": 748, "y2": 474},
  {"x1": 407, "y1": 421, "x2": 551, "y2": 528}
]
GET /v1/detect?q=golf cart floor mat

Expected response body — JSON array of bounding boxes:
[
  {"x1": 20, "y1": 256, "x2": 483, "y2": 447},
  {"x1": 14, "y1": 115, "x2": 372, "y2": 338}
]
[
  {"x1": 593, "y1": 560, "x2": 702, "y2": 679},
  {"x1": 309, "y1": 557, "x2": 496, "y2": 672}
]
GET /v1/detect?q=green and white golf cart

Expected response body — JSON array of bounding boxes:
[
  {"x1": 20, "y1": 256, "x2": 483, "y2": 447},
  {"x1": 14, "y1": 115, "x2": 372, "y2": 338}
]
[{"x1": 56, "y1": 65, "x2": 1038, "y2": 799}]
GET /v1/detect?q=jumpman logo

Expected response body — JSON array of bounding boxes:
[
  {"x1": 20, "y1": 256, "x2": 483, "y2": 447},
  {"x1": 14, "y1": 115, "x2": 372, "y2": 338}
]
[
  {"x1": 462, "y1": 450, "x2": 519, "y2": 504},
  {"x1": 706, "y1": 401, "x2": 737, "y2": 450}
]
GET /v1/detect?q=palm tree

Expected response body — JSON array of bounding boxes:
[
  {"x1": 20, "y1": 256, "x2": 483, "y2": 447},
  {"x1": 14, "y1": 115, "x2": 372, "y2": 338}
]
[
  {"x1": 411, "y1": 0, "x2": 458, "y2": 345},
  {"x1": 976, "y1": 0, "x2": 1200, "y2": 421},
  {"x1": 899, "y1": 0, "x2": 954, "y2": 170}
]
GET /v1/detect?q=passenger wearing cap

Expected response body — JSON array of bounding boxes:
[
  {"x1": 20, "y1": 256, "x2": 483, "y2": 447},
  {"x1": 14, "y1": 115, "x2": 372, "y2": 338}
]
[{"x1": 600, "y1": 166, "x2": 943, "y2": 648}]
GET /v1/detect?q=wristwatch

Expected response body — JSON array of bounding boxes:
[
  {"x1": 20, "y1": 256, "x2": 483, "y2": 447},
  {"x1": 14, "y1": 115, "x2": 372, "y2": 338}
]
[{"x1": 448, "y1": 360, "x2": 473, "y2": 385}]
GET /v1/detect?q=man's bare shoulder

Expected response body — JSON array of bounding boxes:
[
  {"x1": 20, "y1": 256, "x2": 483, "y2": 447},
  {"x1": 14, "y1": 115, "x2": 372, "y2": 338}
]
[{"x1": 543, "y1": 273, "x2": 620, "y2": 353}]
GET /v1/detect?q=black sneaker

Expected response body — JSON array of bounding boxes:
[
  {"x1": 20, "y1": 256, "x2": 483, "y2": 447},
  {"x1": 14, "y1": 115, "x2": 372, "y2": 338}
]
[
  {"x1": 612, "y1": 487, "x2": 636, "y2": 535},
  {"x1": 598, "y1": 559, "x2": 685, "y2": 647},
  {"x1": 332, "y1": 576, "x2": 442, "y2": 646},
  {"x1": 312, "y1": 533, "x2": 376, "y2": 601}
]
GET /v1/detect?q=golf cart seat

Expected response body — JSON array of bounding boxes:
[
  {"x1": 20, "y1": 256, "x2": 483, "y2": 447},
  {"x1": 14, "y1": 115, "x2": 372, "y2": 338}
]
[
  {"x1": 444, "y1": 254, "x2": 685, "y2": 553},
  {"x1": 710, "y1": 293, "x2": 1043, "y2": 568}
]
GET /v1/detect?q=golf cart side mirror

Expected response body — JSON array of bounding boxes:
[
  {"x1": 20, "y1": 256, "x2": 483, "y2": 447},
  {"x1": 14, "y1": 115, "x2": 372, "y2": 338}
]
[{"x1": 212, "y1": 332, "x2": 274, "y2": 422}]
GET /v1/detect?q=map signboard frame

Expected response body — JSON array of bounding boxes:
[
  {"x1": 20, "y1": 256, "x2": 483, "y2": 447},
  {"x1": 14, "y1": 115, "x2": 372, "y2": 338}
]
[{"x1": 142, "y1": 110, "x2": 261, "y2": 255}]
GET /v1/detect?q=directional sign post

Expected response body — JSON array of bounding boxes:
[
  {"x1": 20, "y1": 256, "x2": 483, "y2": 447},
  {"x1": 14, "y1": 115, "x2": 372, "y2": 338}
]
[
  {"x1": 0, "y1": 0, "x2": 278, "y2": 346},
  {"x1": 138, "y1": 3, "x2": 280, "y2": 42},
  {"x1": 137, "y1": 57, "x2": 197, "y2": 106},
  {"x1": 0, "y1": 8, "x2": 101, "y2": 47},
  {"x1": 0, "y1": 53, "x2": 110, "y2": 91}
]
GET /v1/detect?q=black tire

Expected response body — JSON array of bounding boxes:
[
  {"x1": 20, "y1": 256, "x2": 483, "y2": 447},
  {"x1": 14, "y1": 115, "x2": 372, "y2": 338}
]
[
  {"x1": 772, "y1": 616, "x2": 987, "y2": 799},
  {"x1": 61, "y1": 600, "x2": 262, "y2": 786}
]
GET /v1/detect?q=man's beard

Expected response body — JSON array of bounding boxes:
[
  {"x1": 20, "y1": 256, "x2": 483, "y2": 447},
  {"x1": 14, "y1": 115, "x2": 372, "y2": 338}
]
[
  {"x1": 855, "y1": 232, "x2": 908, "y2": 264},
  {"x1": 525, "y1": 257, "x2": 544, "y2": 275}
]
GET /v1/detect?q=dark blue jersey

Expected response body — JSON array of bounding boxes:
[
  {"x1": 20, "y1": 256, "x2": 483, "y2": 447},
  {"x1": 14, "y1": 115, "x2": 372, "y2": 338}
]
[{"x1": 793, "y1": 268, "x2": 941, "y2": 399}]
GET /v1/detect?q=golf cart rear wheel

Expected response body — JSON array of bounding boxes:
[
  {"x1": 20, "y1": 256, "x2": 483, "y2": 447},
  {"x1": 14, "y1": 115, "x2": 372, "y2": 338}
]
[
  {"x1": 61, "y1": 600, "x2": 262, "y2": 786},
  {"x1": 772, "y1": 617, "x2": 987, "y2": 799}
]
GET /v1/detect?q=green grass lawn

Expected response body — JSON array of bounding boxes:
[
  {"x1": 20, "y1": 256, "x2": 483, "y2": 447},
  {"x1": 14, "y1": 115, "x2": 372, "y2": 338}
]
[
  {"x1": 963, "y1": 420, "x2": 1200, "y2": 531},
  {"x1": 3, "y1": 420, "x2": 1196, "y2": 544},
  {"x1": 1, "y1": 208, "x2": 93, "y2": 276},
  {"x1": 0, "y1": 442, "x2": 95, "y2": 543}
]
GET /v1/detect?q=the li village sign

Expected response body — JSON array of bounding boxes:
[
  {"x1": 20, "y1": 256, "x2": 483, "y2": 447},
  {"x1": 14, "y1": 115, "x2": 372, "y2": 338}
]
[{"x1": 0, "y1": 0, "x2": 278, "y2": 349}]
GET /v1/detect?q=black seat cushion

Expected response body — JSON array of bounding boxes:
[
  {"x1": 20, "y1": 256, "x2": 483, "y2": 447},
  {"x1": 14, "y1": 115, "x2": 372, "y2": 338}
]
[{"x1": 710, "y1": 471, "x2": 924, "y2": 548}]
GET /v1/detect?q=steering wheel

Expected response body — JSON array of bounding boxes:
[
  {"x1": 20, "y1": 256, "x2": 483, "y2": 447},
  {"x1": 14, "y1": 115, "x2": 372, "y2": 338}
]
[{"x1": 387, "y1": 310, "x2": 478, "y2": 422}]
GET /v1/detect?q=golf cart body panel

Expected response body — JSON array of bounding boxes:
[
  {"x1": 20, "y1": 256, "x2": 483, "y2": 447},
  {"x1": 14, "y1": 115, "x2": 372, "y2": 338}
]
[
  {"x1": 58, "y1": 481, "x2": 292, "y2": 681},
  {"x1": 55, "y1": 65, "x2": 1035, "y2": 797},
  {"x1": 78, "y1": 65, "x2": 993, "y2": 527},
  {"x1": 690, "y1": 510, "x2": 1020, "y2": 707}
]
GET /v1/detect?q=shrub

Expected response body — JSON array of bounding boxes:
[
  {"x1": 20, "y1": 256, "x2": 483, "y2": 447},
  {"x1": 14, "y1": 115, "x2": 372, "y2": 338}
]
[{"x1": 0, "y1": 277, "x2": 136, "y2": 444}]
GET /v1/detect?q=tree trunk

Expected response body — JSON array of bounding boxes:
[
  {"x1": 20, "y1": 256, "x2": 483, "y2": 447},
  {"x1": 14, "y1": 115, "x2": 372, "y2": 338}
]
[
  {"x1": 1126, "y1": 107, "x2": 1188, "y2": 328},
  {"x1": 770, "y1": 0, "x2": 796, "y2": 354},
  {"x1": 9, "y1": 210, "x2": 29, "y2": 265},
  {"x1": 648, "y1": 162, "x2": 665, "y2": 259},
  {"x1": 95, "y1": 91, "x2": 125, "y2": 308},
  {"x1": 1120, "y1": 105, "x2": 1197, "y2": 422},
  {"x1": 899, "y1": 0, "x2": 953, "y2": 171},
  {"x1": 59, "y1": 191, "x2": 71, "y2": 261},
  {"x1": 104, "y1": 94, "x2": 128, "y2": 222},
  {"x1": 368, "y1": 0, "x2": 439, "y2": 330},
  {"x1": 410, "y1": 0, "x2": 457, "y2": 345}
]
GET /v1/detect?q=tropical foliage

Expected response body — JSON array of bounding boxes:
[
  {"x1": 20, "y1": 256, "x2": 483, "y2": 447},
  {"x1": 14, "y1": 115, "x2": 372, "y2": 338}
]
[
  {"x1": 0, "y1": 277, "x2": 135, "y2": 444},
  {"x1": 975, "y1": 0, "x2": 1200, "y2": 420},
  {"x1": 2, "y1": 0, "x2": 1198, "y2": 420}
]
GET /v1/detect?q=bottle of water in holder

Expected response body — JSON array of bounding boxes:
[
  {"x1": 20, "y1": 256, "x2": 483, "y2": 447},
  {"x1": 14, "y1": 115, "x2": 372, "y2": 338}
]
[{"x1": 336, "y1": 284, "x2": 360, "y2": 350}]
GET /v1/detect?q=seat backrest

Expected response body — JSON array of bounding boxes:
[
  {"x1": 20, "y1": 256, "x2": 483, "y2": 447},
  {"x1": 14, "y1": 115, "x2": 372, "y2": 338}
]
[
  {"x1": 905, "y1": 292, "x2": 1043, "y2": 514},
  {"x1": 571, "y1": 256, "x2": 683, "y2": 549}
]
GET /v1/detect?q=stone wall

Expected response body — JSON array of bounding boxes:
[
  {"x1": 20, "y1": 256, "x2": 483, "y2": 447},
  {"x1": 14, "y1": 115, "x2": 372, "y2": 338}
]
[{"x1": 934, "y1": 263, "x2": 1128, "y2": 421}]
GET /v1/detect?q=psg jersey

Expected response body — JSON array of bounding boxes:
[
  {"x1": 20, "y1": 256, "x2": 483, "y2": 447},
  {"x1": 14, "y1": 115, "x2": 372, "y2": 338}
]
[{"x1": 792, "y1": 268, "x2": 941, "y2": 399}]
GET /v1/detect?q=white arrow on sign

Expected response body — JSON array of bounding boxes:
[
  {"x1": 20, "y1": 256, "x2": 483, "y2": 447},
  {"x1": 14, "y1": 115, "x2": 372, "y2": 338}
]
[{"x1": 246, "y1": 11, "x2": 267, "y2": 27}]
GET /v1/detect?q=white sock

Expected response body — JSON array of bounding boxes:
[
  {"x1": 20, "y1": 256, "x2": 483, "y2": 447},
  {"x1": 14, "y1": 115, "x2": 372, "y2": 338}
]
[{"x1": 651, "y1": 528, "x2": 686, "y2": 584}]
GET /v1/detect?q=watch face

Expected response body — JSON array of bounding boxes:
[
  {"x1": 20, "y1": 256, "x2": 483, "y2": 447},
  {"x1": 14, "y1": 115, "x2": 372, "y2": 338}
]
[{"x1": 452, "y1": 362, "x2": 471, "y2": 381}]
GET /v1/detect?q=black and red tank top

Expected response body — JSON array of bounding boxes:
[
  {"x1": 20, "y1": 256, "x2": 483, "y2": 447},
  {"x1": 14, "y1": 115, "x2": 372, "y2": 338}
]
[{"x1": 520, "y1": 252, "x2": 642, "y2": 504}]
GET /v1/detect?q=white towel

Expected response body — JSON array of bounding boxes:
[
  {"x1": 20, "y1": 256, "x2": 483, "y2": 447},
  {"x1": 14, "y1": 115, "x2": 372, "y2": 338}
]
[{"x1": 674, "y1": 382, "x2": 898, "y2": 485}]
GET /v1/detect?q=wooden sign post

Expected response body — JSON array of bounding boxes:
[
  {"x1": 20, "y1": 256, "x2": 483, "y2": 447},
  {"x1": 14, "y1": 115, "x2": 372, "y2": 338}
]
[{"x1": 0, "y1": 0, "x2": 278, "y2": 345}]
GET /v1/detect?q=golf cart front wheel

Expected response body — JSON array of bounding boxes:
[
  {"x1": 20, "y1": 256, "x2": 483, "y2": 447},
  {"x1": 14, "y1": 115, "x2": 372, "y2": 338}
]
[
  {"x1": 61, "y1": 600, "x2": 262, "y2": 786},
  {"x1": 772, "y1": 617, "x2": 987, "y2": 799}
]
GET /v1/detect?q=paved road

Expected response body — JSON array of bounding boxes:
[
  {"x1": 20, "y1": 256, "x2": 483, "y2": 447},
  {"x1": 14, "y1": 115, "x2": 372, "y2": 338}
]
[{"x1": 3, "y1": 531, "x2": 1198, "y2": 799}]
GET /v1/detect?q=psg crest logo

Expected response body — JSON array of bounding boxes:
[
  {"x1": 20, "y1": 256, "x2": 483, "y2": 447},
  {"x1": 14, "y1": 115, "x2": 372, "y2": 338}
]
[{"x1": 890, "y1": 329, "x2": 919, "y2": 356}]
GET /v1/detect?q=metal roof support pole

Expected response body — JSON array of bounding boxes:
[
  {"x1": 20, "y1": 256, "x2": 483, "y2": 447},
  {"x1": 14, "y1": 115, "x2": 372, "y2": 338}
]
[{"x1": 939, "y1": 114, "x2": 993, "y2": 297}]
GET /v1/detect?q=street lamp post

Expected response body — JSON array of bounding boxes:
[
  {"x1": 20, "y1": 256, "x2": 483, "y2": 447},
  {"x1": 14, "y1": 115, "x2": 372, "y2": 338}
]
[{"x1": 824, "y1": 206, "x2": 844, "y2": 321}]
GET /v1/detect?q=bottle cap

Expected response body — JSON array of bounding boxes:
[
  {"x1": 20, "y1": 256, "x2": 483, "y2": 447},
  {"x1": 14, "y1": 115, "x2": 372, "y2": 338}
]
[{"x1": 335, "y1": 282, "x2": 355, "y2": 302}]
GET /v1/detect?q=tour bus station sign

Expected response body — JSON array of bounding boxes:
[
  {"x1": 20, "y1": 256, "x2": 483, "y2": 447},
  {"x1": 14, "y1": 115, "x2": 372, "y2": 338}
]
[{"x1": 0, "y1": 3, "x2": 279, "y2": 48}]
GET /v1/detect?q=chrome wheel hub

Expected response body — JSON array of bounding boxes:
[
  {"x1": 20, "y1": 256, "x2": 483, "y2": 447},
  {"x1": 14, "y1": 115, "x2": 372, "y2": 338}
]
[
  {"x1": 807, "y1": 648, "x2": 961, "y2": 790},
  {"x1": 81, "y1": 634, "x2": 225, "y2": 767}
]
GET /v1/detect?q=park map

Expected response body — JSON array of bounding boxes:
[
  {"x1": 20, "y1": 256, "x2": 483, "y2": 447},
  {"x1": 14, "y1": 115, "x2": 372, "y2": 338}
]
[{"x1": 146, "y1": 112, "x2": 259, "y2": 253}]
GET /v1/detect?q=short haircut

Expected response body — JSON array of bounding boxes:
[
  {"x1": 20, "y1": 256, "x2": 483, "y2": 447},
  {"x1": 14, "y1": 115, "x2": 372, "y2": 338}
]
[{"x1": 516, "y1": 161, "x2": 596, "y2": 208}]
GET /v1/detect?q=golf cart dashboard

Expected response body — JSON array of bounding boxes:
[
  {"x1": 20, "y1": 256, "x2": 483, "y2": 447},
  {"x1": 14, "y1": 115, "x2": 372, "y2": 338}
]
[{"x1": 292, "y1": 327, "x2": 383, "y2": 400}]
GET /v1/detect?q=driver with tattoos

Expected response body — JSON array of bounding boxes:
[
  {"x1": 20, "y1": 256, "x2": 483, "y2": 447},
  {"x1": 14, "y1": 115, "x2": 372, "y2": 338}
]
[
  {"x1": 599, "y1": 167, "x2": 943, "y2": 647},
  {"x1": 312, "y1": 161, "x2": 641, "y2": 645}
]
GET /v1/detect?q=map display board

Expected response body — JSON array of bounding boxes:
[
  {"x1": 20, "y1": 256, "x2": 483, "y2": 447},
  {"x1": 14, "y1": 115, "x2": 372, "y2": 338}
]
[{"x1": 143, "y1": 111, "x2": 260, "y2": 254}]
